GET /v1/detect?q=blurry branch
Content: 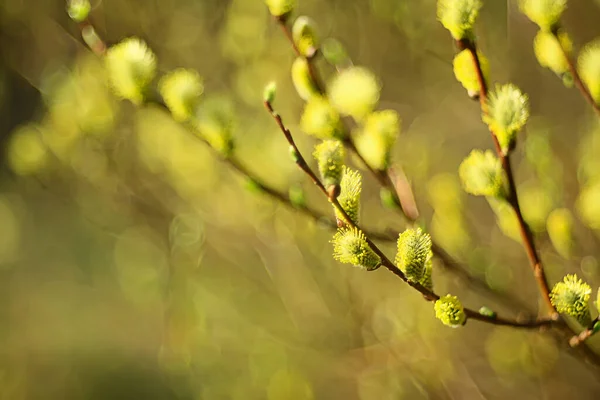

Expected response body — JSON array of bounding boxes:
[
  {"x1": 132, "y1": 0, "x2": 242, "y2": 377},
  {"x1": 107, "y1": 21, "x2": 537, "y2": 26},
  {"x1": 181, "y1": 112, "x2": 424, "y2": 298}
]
[
  {"x1": 263, "y1": 97, "x2": 554, "y2": 330},
  {"x1": 550, "y1": 29, "x2": 600, "y2": 117},
  {"x1": 67, "y1": 4, "x2": 400, "y2": 244},
  {"x1": 271, "y1": 14, "x2": 532, "y2": 315},
  {"x1": 461, "y1": 39, "x2": 558, "y2": 320}
]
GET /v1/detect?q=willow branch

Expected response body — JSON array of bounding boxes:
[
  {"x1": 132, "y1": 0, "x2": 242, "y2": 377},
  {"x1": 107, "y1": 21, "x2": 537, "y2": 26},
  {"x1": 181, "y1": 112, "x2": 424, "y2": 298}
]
[
  {"x1": 264, "y1": 99, "x2": 554, "y2": 330},
  {"x1": 551, "y1": 29, "x2": 600, "y2": 117},
  {"x1": 461, "y1": 39, "x2": 558, "y2": 320},
  {"x1": 272, "y1": 15, "x2": 521, "y2": 307},
  {"x1": 570, "y1": 317, "x2": 600, "y2": 347},
  {"x1": 71, "y1": 13, "x2": 401, "y2": 243}
]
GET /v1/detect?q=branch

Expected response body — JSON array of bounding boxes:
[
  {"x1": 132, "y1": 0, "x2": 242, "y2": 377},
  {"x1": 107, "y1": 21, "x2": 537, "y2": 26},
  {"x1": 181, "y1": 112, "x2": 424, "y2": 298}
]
[
  {"x1": 461, "y1": 39, "x2": 558, "y2": 320},
  {"x1": 272, "y1": 15, "x2": 524, "y2": 310},
  {"x1": 570, "y1": 317, "x2": 600, "y2": 347},
  {"x1": 263, "y1": 99, "x2": 554, "y2": 330},
  {"x1": 551, "y1": 29, "x2": 600, "y2": 117}
]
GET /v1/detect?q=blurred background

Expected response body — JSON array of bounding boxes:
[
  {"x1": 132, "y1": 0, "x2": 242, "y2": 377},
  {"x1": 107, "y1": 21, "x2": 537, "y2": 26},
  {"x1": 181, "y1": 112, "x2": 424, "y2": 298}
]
[{"x1": 1, "y1": 0, "x2": 600, "y2": 398}]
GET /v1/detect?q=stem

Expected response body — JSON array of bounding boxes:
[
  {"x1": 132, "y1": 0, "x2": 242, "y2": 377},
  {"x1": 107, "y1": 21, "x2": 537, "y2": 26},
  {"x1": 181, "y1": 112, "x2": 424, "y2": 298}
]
[
  {"x1": 264, "y1": 99, "x2": 554, "y2": 330},
  {"x1": 551, "y1": 29, "x2": 600, "y2": 117},
  {"x1": 570, "y1": 317, "x2": 600, "y2": 347},
  {"x1": 462, "y1": 40, "x2": 558, "y2": 320}
]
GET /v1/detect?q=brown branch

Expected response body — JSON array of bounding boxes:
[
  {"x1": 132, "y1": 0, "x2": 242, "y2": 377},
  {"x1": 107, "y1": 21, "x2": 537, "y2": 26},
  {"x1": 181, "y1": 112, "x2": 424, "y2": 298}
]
[
  {"x1": 570, "y1": 317, "x2": 600, "y2": 347},
  {"x1": 264, "y1": 99, "x2": 554, "y2": 330},
  {"x1": 461, "y1": 40, "x2": 558, "y2": 320},
  {"x1": 551, "y1": 29, "x2": 600, "y2": 117}
]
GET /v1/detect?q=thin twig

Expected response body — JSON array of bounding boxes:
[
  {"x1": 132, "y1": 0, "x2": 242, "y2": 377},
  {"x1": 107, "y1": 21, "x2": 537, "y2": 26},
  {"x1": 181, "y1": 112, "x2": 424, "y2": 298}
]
[
  {"x1": 264, "y1": 99, "x2": 554, "y2": 330},
  {"x1": 461, "y1": 39, "x2": 558, "y2": 320},
  {"x1": 570, "y1": 317, "x2": 600, "y2": 347},
  {"x1": 551, "y1": 29, "x2": 600, "y2": 117}
]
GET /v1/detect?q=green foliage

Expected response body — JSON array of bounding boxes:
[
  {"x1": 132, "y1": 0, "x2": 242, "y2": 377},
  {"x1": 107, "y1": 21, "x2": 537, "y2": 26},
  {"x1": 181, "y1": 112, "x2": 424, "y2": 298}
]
[
  {"x1": 550, "y1": 274, "x2": 592, "y2": 325},
  {"x1": 264, "y1": 0, "x2": 296, "y2": 17},
  {"x1": 519, "y1": 0, "x2": 567, "y2": 30},
  {"x1": 335, "y1": 167, "x2": 362, "y2": 225},
  {"x1": 332, "y1": 227, "x2": 381, "y2": 270},
  {"x1": 291, "y1": 57, "x2": 319, "y2": 101},
  {"x1": 534, "y1": 30, "x2": 573, "y2": 82},
  {"x1": 159, "y1": 68, "x2": 204, "y2": 122},
  {"x1": 67, "y1": 0, "x2": 91, "y2": 22},
  {"x1": 459, "y1": 150, "x2": 507, "y2": 199},
  {"x1": 434, "y1": 294, "x2": 466, "y2": 327},
  {"x1": 105, "y1": 37, "x2": 157, "y2": 105},
  {"x1": 355, "y1": 110, "x2": 400, "y2": 171},
  {"x1": 300, "y1": 96, "x2": 344, "y2": 139},
  {"x1": 313, "y1": 140, "x2": 345, "y2": 188},
  {"x1": 453, "y1": 49, "x2": 490, "y2": 96},
  {"x1": 546, "y1": 208, "x2": 574, "y2": 259},
  {"x1": 578, "y1": 39, "x2": 600, "y2": 104},
  {"x1": 395, "y1": 228, "x2": 433, "y2": 284},
  {"x1": 437, "y1": 0, "x2": 482, "y2": 40},
  {"x1": 328, "y1": 67, "x2": 380, "y2": 120},
  {"x1": 292, "y1": 16, "x2": 319, "y2": 58}
]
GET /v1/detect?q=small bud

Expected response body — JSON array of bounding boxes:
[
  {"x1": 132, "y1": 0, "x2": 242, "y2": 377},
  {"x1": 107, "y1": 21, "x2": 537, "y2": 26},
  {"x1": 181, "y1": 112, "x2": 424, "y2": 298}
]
[
  {"x1": 291, "y1": 58, "x2": 319, "y2": 101},
  {"x1": 245, "y1": 178, "x2": 263, "y2": 194},
  {"x1": 334, "y1": 167, "x2": 362, "y2": 225},
  {"x1": 355, "y1": 110, "x2": 400, "y2": 171},
  {"x1": 519, "y1": 0, "x2": 566, "y2": 31},
  {"x1": 81, "y1": 25, "x2": 103, "y2": 53},
  {"x1": 193, "y1": 94, "x2": 236, "y2": 157},
  {"x1": 453, "y1": 49, "x2": 490, "y2": 95},
  {"x1": 550, "y1": 274, "x2": 592, "y2": 325},
  {"x1": 437, "y1": 0, "x2": 482, "y2": 40},
  {"x1": 322, "y1": 38, "x2": 351, "y2": 68},
  {"x1": 313, "y1": 140, "x2": 345, "y2": 188},
  {"x1": 289, "y1": 184, "x2": 306, "y2": 208},
  {"x1": 483, "y1": 84, "x2": 529, "y2": 155},
  {"x1": 459, "y1": 150, "x2": 507, "y2": 199},
  {"x1": 395, "y1": 228, "x2": 433, "y2": 283},
  {"x1": 380, "y1": 187, "x2": 398, "y2": 209},
  {"x1": 105, "y1": 37, "x2": 157, "y2": 105},
  {"x1": 479, "y1": 306, "x2": 497, "y2": 319},
  {"x1": 263, "y1": 81, "x2": 277, "y2": 104},
  {"x1": 264, "y1": 0, "x2": 296, "y2": 17},
  {"x1": 300, "y1": 96, "x2": 344, "y2": 140},
  {"x1": 534, "y1": 30, "x2": 573, "y2": 79},
  {"x1": 593, "y1": 320, "x2": 600, "y2": 334},
  {"x1": 578, "y1": 39, "x2": 600, "y2": 104},
  {"x1": 332, "y1": 227, "x2": 381, "y2": 271},
  {"x1": 328, "y1": 66, "x2": 380, "y2": 121},
  {"x1": 159, "y1": 68, "x2": 204, "y2": 122},
  {"x1": 292, "y1": 16, "x2": 319, "y2": 58},
  {"x1": 67, "y1": 0, "x2": 91, "y2": 23},
  {"x1": 547, "y1": 208, "x2": 574, "y2": 259},
  {"x1": 434, "y1": 294, "x2": 466, "y2": 327},
  {"x1": 283, "y1": 146, "x2": 299, "y2": 164}
]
